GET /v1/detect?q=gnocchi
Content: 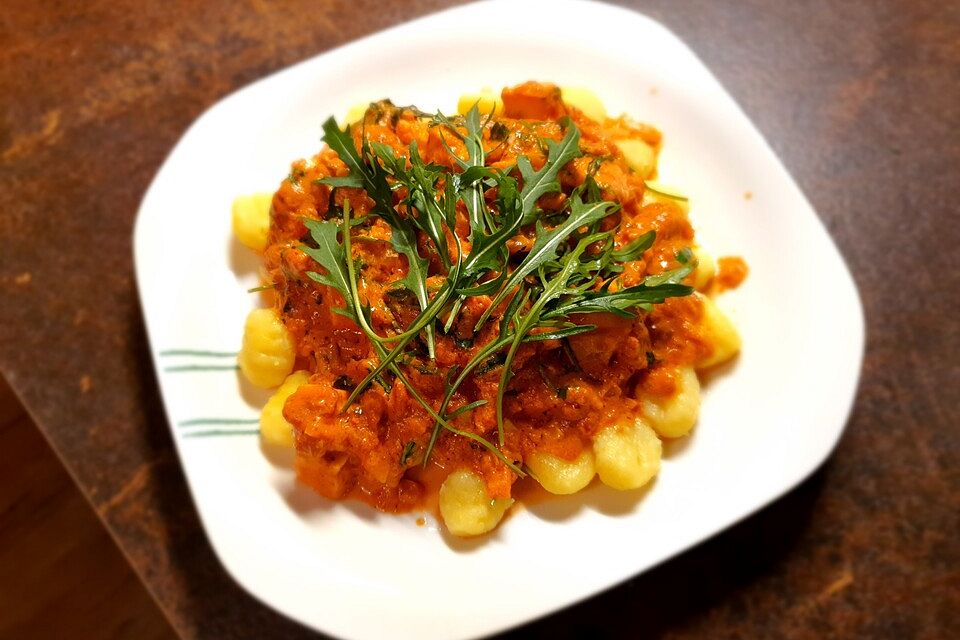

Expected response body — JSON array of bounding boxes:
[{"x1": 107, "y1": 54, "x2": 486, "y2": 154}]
[
  {"x1": 643, "y1": 180, "x2": 691, "y2": 214},
  {"x1": 457, "y1": 88, "x2": 504, "y2": 117},
  {"x1": 691, "y1": 246, "x2": 717, "y2": 291},
  {"x1": 343, "y1": 102, "x2": 369, "y2": 128},
  {"x1": 696, "y1": 293, "x2": 742, "y2": 369},
  {"x1": 617, "y1": 138, "x2": 658, "y2": 178},
  {"x1": 593, "y1": 419, "x2": 662, "y2": 490},
  {"x1": 527, "y1": 449, "x2": 596, "y2": 495},
  {"x1": 560, "y1": 86, "x2": 607, "y2": 122},
  {"x1": 439, "y1": 469, "x2": 514, "y2": 536},
  {"x1": 640, "y1": 366, "x2": 701, "y2": 438},
  {"x1": 231, "y1": 192, "x2": 273, "y2": 252},
  {"x1": 238, "y1": 308, "x2": 295, "y2": 388},
  {"x1": 260, "y1": 370, "x2": 310, "y2": 448}
]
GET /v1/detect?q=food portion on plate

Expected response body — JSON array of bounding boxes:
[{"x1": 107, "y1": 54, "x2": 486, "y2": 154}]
[{"x1": 231, "y1": 81, "x2": 746, "y2": 536}]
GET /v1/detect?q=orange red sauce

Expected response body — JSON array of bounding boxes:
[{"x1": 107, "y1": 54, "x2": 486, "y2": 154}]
[
  {"x1": 263, "y1": 82, "x2": 726, "y2": 512},
  {"x1": 715, "y1": 256, "x2": 749, "y2": 292}
]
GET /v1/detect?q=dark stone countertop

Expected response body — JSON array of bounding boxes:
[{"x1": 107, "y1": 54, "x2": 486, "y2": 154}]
[{"x1": 1, "y1": 1, "x2": 957, "y2": 637}]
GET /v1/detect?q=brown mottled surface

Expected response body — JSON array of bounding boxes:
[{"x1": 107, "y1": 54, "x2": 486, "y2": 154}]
[
  {"x1": 0, "y1": 376, "x2": 175, "y2": 640},
  {"x1": 1, "y1": 1, "x2": 957, "y2": 638}
]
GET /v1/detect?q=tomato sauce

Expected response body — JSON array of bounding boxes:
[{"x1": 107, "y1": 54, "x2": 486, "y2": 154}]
[
  {"x1": 715, "y1": 256, "x2": 749, "y2": 292},
  {"x1": 263, "y1": 82, "x2": 718, "y2": 510}
]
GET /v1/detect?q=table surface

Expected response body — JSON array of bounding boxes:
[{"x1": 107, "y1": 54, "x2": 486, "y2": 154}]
[{"x1": 2, "y1": 0, "x2": 958, "y2": 638}]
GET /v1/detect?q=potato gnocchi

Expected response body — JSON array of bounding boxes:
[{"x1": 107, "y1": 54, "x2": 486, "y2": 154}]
[
  {"x1": 439, "y1": 470, "x2": 514, "y2": 536},
  {"x1": 640, "y1": 367, "x2": 701, "y2": 438},
  {"x1": 260, "y1": 370, "x2": 311, "y2": 447},
  {"x1": 235, "y1": 82, "x2": 745, "y2": 536},
  {"x1": 238, "y1": 308, "x2": 295, "y2": 388},
  {"x1": 594, "y1": 419, "x2": 662, "y2": 490},
  {"x1": 526, "y1": 449, "x2": 596, "y2": 495},
  {"x1": 231, "y1": 192, "x2": 273, "y2": 252}
]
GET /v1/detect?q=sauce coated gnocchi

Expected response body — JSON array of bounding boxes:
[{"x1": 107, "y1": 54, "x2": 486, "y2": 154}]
[
  {"x1": 640, "y1": 366, "x2": 700, "y2": 438},
  {"x1": 439, "y1": 470, "x2": 514, "y2": 536},
  {"x1": 260, "y1": 370, "x2": 311, "y2": 447},
  {"x1": 235, "y1": 82, "x2": 745, "y2": 536}
]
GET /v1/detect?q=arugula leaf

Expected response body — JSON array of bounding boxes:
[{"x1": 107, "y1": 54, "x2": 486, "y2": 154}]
[
  {"x1": 424, "y1": 333, "x2": 513, "y2": 463},
  {"x1": 308, "y1": 205, "x2": 521, "y2": 476},
  {"x1": 518, "y1": 120, "x2": 581, "y2": 224},
  {"x1": 458, "y1": 107, "x2": 490, "y2": 244},
  {"x1": 319, "y1": 118, "x2": 392, "y2": 210},
  {"x1": 300, "y1": 110, "x2": 696, "y2": 477},
  {"x1": 389, "y1": 223, "x2": 435, "y2": 355},
  {"x1": 474, "y1": 195, "x2": 616, "y2": 331},
  {"x1": 460, "y1": 174, "x2": 522, "y2": 279},
  {"x1": 316, "y1": 175, "x2": 363, "y2": 188},
  {"x1": 447, "y1": 399, "x2": 488, "y2": 420},
  {"x1": 400, "y1": 441, "x2": 416, "y2": 466},
  {"x1": 543, "y1": 253, "x2": 696, "y2": 320},
  {"x1": 493, "y1": 234, "x2": 597, "y2": 443},
  {"x1": 545, "y1": 282, "x2": 694, "y2": 318},
  {"x1": 523, "y1": 324, "x2": 597, "y2": 342},
  {"x1": 390, "y1": 141, "x2": 448, "y2": 269},
  {"x1": 612, "y1": 230, "x2": 656, "y2": 262},
  {"x1": 302, "y1": 218, "x2": 353, "y2": 308},
  {"x1": 643, "y1": 247, "x2": 696, "y2": 286},
  {"x1": 320, "y1": 118, "x2": 437, "y2": 357}
]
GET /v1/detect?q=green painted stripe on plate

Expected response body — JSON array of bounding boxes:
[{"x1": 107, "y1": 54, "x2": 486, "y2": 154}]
[
  {"x1": 182, "y1": 429, "x2": 259, "y2": 438},
  {"x1": 179, "y1": 418, "x2": 259, "y2": 427},
  {"x1": 163, "y1": 364, "x2": 240, "y2": 372},
  {"x1": 160, "y1": 349, "x2": 238, "y2": 357}
]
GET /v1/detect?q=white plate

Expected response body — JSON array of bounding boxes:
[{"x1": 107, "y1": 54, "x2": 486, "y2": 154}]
[{"x1": 134, "y1": 1, "x2": 864, "y2": 638}]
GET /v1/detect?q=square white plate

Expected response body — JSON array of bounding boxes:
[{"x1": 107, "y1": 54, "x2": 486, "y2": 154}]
[{"x1": 134, "y1": 1, "x2": 864, "y2": 638}]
